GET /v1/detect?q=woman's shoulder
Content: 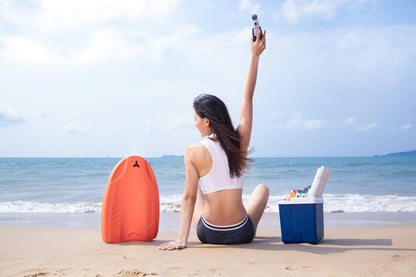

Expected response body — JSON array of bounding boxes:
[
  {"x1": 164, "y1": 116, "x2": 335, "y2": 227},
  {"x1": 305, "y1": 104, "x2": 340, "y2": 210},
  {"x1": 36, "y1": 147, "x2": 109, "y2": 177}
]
[
  {"x1": 185, "y1": 141, "x2": 211, "y2": 162},
  {"x1": 185, "y1": 141, "x2": 212, "y2": 173},
  {"x1": 185, "y1": 142, "x2": 206, "y2": 156}
]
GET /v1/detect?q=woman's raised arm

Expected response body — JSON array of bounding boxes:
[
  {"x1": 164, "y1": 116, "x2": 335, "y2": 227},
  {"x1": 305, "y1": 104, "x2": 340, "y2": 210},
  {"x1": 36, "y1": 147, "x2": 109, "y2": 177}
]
[{"x1": 237, "y1": 29, "x2": 266, "y2": 152}]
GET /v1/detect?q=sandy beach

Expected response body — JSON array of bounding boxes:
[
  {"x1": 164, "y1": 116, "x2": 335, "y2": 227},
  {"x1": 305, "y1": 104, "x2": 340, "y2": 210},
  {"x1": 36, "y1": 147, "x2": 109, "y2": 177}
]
[{"x1": 1, "y1": 213, "x2": 416, "y2": 277}]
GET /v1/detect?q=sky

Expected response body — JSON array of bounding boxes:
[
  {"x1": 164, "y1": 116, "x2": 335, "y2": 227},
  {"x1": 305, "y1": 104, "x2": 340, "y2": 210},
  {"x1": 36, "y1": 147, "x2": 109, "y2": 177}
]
[{"x1": 0, "y1": 0, "x2": 415, "y2": 157}]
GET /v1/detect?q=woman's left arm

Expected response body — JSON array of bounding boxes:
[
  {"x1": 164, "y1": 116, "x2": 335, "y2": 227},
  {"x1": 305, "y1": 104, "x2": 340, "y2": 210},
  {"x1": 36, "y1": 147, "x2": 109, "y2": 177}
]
[{"x1": 158, "y1": 147, "x2": 199, "y2": 250}]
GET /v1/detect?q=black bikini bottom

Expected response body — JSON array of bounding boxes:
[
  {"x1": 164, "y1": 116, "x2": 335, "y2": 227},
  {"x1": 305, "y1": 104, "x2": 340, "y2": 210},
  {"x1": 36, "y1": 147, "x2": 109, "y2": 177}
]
[{"x1": 197, "y1": 214, "x2": 255, "y2": 244}]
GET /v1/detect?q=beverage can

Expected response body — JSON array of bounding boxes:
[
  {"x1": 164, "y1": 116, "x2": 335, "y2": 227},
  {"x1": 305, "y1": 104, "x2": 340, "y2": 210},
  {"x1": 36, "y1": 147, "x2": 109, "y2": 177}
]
[{"x1": 251, "y1": 14, "x2": 262, "y2": 41}]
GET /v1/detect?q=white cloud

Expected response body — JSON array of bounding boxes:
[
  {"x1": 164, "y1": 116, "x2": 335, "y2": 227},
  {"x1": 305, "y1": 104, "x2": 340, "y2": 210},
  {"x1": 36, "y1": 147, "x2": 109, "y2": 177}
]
[
  {"x1": 356, "y1": 122, "x2": 378, "y2": 131},
  {"x1": 0, "y1": 105, "x2": 46, "y2": 128},
  {"x1": 71, "y1": 28, "x2": 140, "y2": 64},
  {"x1": 0, "y1": 22, "x2": 203, "y2": 65},
  {"x1": 304, "y1": 119, "x2": 328, "y2": 130},
  {"x1": 143, "y1": 115, "x2": 193, "y2": 135},
  {"x1": 0, "y1": 0, "x2": 182, "y2": 31},
  {"x1": 162, "y1": 114, "x2": 193, "y2": 133},
  {"x1": 282, "y1": 0, "x2": 337, "y2": 24},
  {"x1": 0, "y1": 0, "x2": 186, "y2": 64},
  {"x1": 270, "y1": 24, "x2": 416, "y2": 116},
  {"x1": 238, "y1": 0, "x2": 261, "y2": 14},
  {"x1": 281, "y1": 0, "x2": 374, "y2": 24},
  {"x1": 284, "y1": 113, "x2": 328, "y2": 130},
  {"x1": 65, "y1": 124, "x2": 93, "y2": 135},
  {"x1": 0, "y1": 37, "x2": 65, "y2": 64},
  {"x1": 73, "y1": 23, "x2": 201, "y2": 64},
  {"x1": 400, "y1": 123, "x2": 412, "y2": 130},
  {"x1": 0, "y1": 106, "x2": 26, "y2": 126},
  {"x1": 264, "y1": 112, "x2": 283, "y2": 120},
  {"x1": 286, "y1": 112, "x2": 303, "y2": 129},
  {"x1": 342, "y1": 116, "x2": 356, "y2": 125},
  {"x1": 146, "y1": 24, "x2": 202, "y2": 63}
]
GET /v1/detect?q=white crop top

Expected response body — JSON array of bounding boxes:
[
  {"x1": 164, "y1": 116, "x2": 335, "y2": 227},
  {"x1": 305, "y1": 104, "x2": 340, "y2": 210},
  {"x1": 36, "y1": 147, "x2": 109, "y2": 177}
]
[{"x1": 199, "y1": 138, "x2": 244, "y2": 195}]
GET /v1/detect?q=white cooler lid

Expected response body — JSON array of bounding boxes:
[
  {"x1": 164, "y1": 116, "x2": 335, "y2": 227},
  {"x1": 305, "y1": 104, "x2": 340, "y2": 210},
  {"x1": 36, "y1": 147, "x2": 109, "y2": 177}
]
[{"x1": 309, "y1": 166, "x2": 331, "y2": 197}]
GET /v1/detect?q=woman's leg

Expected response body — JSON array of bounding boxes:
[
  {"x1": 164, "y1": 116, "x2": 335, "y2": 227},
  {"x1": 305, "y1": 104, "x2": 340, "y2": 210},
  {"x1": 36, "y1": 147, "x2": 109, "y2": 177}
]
[
  {"x1": 245, "y1": 184, "x2": 269, "y2": 233},
  {"x1": 192, "y1": 185, "x2": 205, "y2": 229}
]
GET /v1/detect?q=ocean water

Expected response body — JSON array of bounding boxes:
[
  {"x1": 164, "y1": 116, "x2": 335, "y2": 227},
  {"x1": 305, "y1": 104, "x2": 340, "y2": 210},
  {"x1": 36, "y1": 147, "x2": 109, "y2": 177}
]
[{"x1": 1, "y1": 156, "x2": 416, "y2": 215}]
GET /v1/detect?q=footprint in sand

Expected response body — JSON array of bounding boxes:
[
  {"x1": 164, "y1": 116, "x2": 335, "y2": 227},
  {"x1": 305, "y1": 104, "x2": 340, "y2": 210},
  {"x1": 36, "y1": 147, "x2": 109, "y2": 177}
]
[
  {"x1": 391, "y1": 254, "x2": 401, "y2": 259},
  {"x1": 23, "y1": 271, "x2": 50, "y2": 277},
  {"x1": 118, "y1": 269, "x2": 158, "y2": 276}
]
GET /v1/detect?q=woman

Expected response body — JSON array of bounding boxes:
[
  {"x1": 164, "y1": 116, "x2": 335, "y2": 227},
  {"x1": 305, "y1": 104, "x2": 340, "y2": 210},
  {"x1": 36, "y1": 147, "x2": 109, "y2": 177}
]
[{"x1": 159, "y1": 30, "x2": 268, "y2": 250}]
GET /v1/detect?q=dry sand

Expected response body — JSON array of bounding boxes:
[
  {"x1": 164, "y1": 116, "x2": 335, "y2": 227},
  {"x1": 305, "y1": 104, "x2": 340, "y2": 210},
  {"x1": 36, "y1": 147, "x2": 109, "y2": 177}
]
[{"x1": 1, "y1": 224, "x2": 415, "y2": 276}]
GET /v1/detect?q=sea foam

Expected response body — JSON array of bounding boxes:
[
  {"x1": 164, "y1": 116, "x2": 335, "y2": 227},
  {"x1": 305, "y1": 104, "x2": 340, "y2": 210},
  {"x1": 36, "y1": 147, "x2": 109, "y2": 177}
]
[{"x1": 1, "y1": 193, "x2": 416, "y2": 214}]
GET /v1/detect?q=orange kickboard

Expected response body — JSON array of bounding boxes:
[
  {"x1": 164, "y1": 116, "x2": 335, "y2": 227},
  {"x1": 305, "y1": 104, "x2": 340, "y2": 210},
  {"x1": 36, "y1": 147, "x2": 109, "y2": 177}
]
[{"x1": 101, "y1": 156, "x2": 159, "y2": 243}]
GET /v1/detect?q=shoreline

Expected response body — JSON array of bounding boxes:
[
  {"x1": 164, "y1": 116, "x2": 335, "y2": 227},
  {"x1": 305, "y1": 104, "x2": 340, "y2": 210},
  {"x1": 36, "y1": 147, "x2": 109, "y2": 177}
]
[{"x1": 1, "y1": 211, "x2": 416, "y2": 230}]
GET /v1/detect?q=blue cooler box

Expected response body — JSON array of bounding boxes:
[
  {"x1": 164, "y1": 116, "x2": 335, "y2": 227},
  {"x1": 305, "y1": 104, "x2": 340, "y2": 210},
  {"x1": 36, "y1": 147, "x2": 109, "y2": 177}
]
[{"x1": 279, "y1": 197, "x2": 324, "y2": 244}]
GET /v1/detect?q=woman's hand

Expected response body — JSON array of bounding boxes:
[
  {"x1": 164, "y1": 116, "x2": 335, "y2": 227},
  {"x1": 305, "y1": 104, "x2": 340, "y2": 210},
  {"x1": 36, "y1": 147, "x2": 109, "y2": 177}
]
[
  {"x1": 158, "y1": 240, "x2": 187, "y2": 251},
  {"x1": 251, "y1": 29, "x2": 266, "y2": 57}
]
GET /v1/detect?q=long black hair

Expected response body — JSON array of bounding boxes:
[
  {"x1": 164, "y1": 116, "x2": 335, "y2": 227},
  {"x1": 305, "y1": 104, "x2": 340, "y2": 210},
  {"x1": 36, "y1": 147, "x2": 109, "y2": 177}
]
[{"x1": 193, "y1": 94, "x2": 250, "y2": 177}]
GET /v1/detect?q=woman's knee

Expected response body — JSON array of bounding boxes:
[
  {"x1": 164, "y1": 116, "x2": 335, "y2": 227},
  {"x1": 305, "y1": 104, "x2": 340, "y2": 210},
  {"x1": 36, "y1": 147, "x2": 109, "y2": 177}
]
[{"x1": 255, "y1": 184, "x2": 269, "y2": 199}]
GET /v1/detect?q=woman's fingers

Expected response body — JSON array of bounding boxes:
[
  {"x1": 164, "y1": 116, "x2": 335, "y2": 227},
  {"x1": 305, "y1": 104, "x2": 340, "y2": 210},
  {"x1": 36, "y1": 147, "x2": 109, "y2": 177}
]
[{"x1": 158, "y1": 241, "x2": 186, "y2": 251}]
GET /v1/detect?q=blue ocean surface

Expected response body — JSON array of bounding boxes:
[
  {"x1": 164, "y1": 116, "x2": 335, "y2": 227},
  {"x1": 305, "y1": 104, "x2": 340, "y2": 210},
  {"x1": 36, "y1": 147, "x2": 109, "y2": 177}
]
[{"x1": 0, "y1": 156, "x2": 415, "y2": 214}]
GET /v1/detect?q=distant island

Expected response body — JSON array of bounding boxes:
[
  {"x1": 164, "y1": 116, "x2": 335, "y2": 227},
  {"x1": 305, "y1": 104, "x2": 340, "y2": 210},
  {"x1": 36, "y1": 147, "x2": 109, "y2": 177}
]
[{"x1": 374, "y1": 150, "x2": 416, "y2": 157}]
